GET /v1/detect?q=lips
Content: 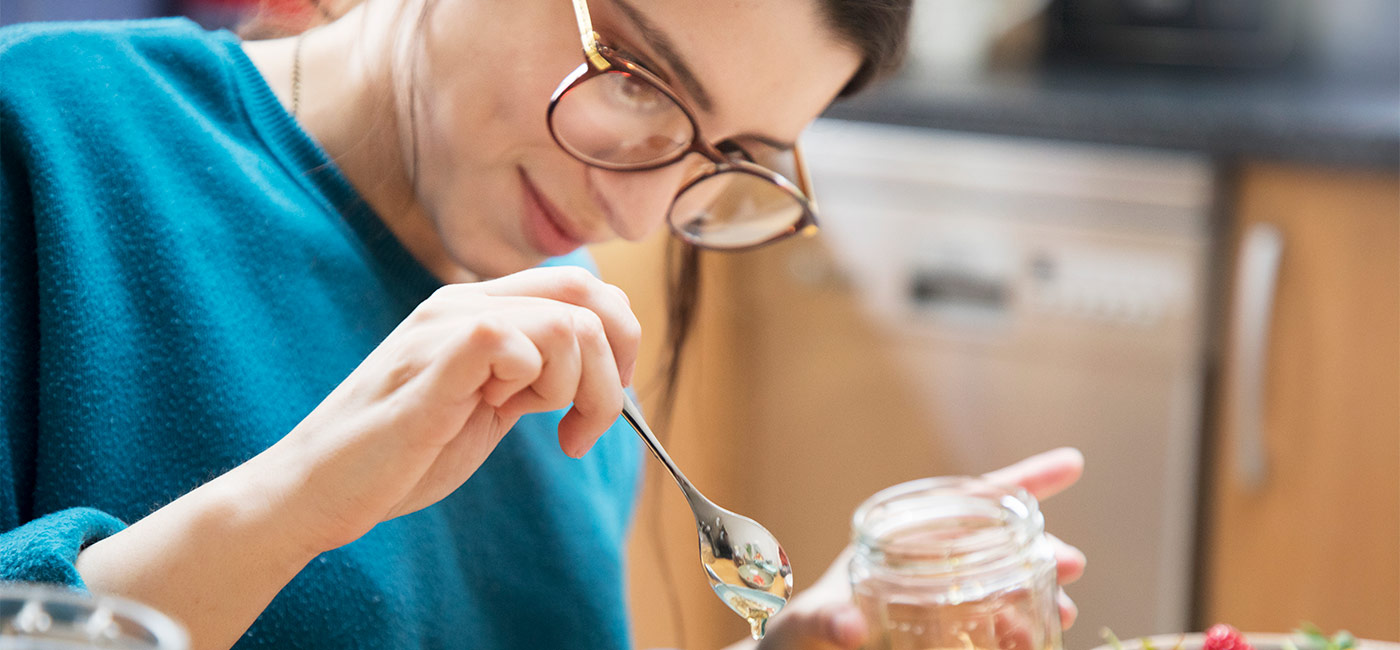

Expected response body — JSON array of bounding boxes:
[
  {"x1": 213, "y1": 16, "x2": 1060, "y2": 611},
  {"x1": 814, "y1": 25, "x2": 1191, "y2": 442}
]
[{"x1": 520, "y1": 169, "x2": 587, "y2": 257}]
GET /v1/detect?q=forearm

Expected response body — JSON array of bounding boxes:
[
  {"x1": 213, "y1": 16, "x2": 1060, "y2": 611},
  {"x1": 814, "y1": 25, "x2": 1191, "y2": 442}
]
[{"x1": 75, "y1": 448, "x2": 324, "y2": 650}]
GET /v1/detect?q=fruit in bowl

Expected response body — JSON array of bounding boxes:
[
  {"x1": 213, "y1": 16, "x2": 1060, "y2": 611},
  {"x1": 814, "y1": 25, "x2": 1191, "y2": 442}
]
[{"x1": 1092, "y1": 623, "x2": 1393, "y2": 650}]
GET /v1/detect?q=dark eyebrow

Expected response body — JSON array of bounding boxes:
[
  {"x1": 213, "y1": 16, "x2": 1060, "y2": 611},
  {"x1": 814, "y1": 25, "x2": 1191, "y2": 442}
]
[
  {"x1": 611, "y1": 0, "x2": 798, "y2": 152},
  {"x1": 611, "y1": 0, "x2": 715, "y2": 113}
]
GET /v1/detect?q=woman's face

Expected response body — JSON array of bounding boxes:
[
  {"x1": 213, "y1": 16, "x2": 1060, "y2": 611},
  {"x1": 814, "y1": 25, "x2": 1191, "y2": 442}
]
[{"x1": 402, "y1": 0, "x2": 862, "y2": 278}]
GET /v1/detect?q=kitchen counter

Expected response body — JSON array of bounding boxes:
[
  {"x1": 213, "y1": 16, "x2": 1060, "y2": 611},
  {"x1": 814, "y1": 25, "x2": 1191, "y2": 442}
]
[{"x1": 821, "y1": 61, "x2": 1400, "y2": 168}]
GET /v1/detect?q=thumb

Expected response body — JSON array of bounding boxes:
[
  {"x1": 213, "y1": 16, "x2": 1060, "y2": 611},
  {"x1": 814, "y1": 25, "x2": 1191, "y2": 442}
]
[
  {"x1": 817, "y1": 603, "x2": 869, "y2": 649},
  {"x1": 763, "y1": 602, "x2": 868, "y2": 650}
]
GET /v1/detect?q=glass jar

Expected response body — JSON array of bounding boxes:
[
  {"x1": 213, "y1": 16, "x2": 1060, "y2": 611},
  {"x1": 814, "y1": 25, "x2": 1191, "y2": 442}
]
[
  {"x1": 849, "y1": 477, "x2": 1061, "y2": 650},
  {"x1": 0, "y1": 583, "x2": 188, "y2": 649}
]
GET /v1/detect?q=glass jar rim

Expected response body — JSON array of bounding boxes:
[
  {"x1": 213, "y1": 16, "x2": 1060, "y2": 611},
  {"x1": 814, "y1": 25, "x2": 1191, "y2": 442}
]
[
  {"x1": 0, "y1": 583, "x2": 190, "y2": 649},
  {"x1": 850, "y1": 476, "x2": 1046, "y2": 581}
]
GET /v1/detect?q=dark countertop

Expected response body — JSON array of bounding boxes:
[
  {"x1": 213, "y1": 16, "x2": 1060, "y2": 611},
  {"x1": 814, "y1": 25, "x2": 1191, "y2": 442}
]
[{"x1": 821, "y1": 61, "x2": 1400, "y2": 169}]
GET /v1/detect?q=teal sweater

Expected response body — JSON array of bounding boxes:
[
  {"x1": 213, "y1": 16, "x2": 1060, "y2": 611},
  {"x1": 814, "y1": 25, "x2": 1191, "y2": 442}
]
[{"x1": 0, "y1": 18, "x2": 641, "y2": 649}]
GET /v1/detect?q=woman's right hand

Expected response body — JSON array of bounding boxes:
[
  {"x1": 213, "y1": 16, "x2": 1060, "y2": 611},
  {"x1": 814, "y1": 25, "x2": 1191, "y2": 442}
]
[
  {"x1": 75, "y1": 266, "x2": 640, "y2": 650},
  {"x1": 266, "y1": 265, "x2": 641, "y2": 555}
]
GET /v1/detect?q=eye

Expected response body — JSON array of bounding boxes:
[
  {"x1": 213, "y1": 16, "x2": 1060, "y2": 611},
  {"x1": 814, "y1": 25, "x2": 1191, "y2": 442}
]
[
  {"x1": 600, "y1": 72, "x2": 673, "y2": 114},
  {"x1": 717, "y1": 140, "x2": 756, "y2": 163}
]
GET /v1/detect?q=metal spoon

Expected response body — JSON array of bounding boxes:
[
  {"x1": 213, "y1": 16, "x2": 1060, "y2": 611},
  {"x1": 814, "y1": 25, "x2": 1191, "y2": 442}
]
[{"x1": 620, "y1": 393, "x2": 793, "y2": 640}]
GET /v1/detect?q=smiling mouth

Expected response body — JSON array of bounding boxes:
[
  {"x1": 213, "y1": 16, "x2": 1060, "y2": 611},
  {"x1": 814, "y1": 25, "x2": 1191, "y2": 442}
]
[{"x1": 519, "y1": 168, "x2": 589, "y2": 257}]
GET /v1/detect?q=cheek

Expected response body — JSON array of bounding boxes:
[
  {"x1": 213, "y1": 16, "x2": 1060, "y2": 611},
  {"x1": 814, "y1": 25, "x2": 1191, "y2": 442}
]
[
  {"x1": 587, "y1": 162, "x2": 700, "y2": 240},
  {"x1": 408, "y1": 6, "x2": 561, "y2": 166},
  {"x1": 406, "y1": 67, "x2": 551, "y2": 227},
  {"x1": 414, "y1": 75, "x2": 525, "y2": 172}
]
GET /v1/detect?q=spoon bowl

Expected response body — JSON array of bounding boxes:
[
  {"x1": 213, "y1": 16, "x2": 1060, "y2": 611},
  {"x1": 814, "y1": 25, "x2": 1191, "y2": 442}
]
[{"x1": 620, "y1": 394, "x2": 793, "y2": 639}]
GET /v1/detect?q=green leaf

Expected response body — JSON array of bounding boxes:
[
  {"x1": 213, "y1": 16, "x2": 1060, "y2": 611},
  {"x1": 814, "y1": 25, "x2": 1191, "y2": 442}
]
[
  {"x1": 1294, "y1": 622, "x2": 1329, "y2": 648},
  {"x1": 1291, "y1": 621, "x2": 1357, "y2": 650},
  {"x1": 1101, "y1": 628, "x2": 1126, "y2": 650}
]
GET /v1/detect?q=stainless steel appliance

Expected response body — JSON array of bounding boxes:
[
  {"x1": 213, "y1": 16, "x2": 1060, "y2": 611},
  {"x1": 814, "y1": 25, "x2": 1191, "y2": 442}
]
[{"x1": 800, "y1": 119, "x2": 1217, "y2": 647}]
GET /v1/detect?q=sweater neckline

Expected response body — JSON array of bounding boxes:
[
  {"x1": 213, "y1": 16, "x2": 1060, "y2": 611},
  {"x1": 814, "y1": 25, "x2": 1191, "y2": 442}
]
[{"x1": 211, "y1": 26, "x2": 443, "y2": 303}]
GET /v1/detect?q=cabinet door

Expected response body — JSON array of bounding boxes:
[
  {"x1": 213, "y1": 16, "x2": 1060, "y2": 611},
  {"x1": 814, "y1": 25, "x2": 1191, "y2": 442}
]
[{"x1": 1202, "y1": 162, "x2": 1399, "y2": 639}]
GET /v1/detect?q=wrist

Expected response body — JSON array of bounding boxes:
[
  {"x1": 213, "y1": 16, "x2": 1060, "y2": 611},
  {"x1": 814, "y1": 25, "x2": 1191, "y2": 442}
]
[
  {"x1": 73, "y1": 447, "x2": 326, "y2": 649},
  {"x1": 220, "y1": 443, "x2": 338, "y2": 565}
]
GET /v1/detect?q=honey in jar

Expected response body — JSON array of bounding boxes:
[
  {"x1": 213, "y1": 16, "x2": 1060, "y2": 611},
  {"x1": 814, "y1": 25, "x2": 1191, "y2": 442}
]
[{"x1": 849, "y1": 477, "x2": 1062, "y2": 650}]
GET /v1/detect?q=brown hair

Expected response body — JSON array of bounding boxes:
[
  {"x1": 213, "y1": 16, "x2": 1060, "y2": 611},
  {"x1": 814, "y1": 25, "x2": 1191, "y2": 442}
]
[
  {"x1": 827, "y1": 0, "x2": 914, "y2": 97},
  {"x1": 654, "y1": 0, "x2": 911, "y2": 427}
]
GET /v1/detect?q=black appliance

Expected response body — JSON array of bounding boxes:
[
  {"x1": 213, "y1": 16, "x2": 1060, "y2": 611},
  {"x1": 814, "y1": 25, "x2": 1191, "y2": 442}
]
[{"x1": 1046, "y1": 0, "x2": 1303, "y2": 67}]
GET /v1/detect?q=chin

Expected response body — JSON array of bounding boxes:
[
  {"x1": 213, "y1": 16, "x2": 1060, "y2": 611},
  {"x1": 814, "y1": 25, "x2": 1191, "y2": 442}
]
[{"x1": 456, "y1": 242, "x2": 547, "y2": 280}]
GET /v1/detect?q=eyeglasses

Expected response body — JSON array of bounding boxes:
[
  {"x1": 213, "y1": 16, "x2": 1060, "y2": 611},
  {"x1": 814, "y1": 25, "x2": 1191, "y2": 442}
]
[{"x1": 547, "y1": 0, "x2": 819, "y2": 251}]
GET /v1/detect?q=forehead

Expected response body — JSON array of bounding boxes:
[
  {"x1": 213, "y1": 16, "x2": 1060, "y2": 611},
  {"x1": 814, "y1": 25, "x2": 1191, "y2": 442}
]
[{"x1": 592, "y1": 0, "x2": 862, "y2": 143}]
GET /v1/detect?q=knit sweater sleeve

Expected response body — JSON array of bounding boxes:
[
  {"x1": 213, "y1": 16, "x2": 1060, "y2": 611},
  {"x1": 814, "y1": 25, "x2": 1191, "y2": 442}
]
[{"x1": 0, "y1": 34, "x2": 127, "y2": 588}]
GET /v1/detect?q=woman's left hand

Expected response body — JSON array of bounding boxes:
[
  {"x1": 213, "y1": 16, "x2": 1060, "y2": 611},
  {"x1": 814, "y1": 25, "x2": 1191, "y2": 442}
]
[{"x1": 727, "y1": 447, "x2": 1087, "y2": 650}]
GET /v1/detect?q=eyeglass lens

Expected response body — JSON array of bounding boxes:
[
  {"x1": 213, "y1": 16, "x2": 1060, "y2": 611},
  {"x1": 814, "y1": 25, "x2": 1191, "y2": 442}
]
[
  {"x1": 553, "y1": 70, "x2": 693, "y2": 167},
  {"x1": 670, "y1": 170, "x2": 807, "y2": 249},
  {"x1": 551, "y1": 62, "x2": 811, "y2": 249}
]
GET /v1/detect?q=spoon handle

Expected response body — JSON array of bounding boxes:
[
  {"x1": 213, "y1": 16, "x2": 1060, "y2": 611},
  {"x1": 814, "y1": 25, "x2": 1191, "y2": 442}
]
[{"x1": 620, "y1": 394, "x2": 701, "y2": 501}]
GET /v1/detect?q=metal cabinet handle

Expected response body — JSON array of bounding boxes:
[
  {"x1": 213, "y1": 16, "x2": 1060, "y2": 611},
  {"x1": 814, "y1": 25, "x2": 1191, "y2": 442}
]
[{"x1": 1227, "y1": 223, "x2": 1284, "y2": 490}]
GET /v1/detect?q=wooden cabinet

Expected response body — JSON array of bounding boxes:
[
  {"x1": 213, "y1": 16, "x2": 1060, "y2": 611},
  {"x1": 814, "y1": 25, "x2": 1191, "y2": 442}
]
[
  {"x1": 595, "y1": 159, "x2": 1400, "y2": 648},
  {"x1": 1200, "y1": 162, "x2": 1399, "y2": 639}
]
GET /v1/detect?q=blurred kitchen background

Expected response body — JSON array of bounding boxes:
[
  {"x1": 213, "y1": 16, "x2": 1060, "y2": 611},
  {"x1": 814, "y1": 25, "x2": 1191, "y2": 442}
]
[{"x1": 4, "y1": 1, "x2": 1397, "y2": 648}]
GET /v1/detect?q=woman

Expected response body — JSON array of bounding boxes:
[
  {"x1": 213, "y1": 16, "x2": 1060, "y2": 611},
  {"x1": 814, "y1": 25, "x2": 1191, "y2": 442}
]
[{"x1": 0, "y1": 0, "x2": 1084, "y2": 647}]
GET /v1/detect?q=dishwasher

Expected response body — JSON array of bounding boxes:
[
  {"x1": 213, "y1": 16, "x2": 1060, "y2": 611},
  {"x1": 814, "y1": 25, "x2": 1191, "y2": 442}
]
[{"x1": 798, "y1": 118, "x2": 1217, "y2": 647}]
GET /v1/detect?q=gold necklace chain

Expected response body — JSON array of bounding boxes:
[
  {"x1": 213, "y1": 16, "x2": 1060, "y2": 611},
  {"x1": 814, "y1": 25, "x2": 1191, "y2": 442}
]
[
  {"x1": 291, "y1": 31, "x2": 306, "y2": 118},
  {"x1": 290, "y1": 1, "x2": 332, "y2": 119}
]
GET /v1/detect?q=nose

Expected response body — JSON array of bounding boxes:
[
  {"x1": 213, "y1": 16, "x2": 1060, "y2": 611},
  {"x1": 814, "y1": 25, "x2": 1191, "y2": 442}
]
[{"x1": 587, "y1": 154, "x2": 710, "y2": 242}]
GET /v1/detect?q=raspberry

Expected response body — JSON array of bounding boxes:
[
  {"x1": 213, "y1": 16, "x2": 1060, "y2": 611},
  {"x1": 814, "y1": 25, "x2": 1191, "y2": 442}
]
[{"x1": 1203, "y1": 623, "x2": 1255, "y2": 650}]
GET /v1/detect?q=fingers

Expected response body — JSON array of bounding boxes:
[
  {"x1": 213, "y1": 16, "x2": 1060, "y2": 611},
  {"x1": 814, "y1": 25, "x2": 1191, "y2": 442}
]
[
  {"x1": 1058, "y1": 589, "x2": 1078, "y2": 629},
  {"x1": 495, "y1": 307, "x2": 584, "y2": 416},
  {"x1": 475, "y1": 324, "x2": 548, "y2": 409},
  {"x1": 817, "y1": 603, "x2": 868, "y2": 649},
  {"x1": 981, "y1": 447, "x2": 1084, "y2": 501},
  {"x1": 1049, "y1": 533, "x2": 1086, "y2": 585},
  {"x1": 979, "y1": 450, "x2": 1084, "y2": 633},
  {"x1": 483, "y1": 302, "x2": 621, "y2": 456},
  {"x1": 430, "y1": 274, "x2": 632, "y2": 457},
  {"x1": 556, "y1": 309, "x2": 624, "y2": 457},
  {"x1": 477, "y1": 267, "x2": 641, "y2": 387},
  {"x1": 777, "y1": 546, "x2": 1077, "y2": 649},
  {"x1": 413, "y1": 317, "x2": 542, "y2": 440},
  {"x1": 1051, "y1": 533, "x2": 1084, "y2": 630}
]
